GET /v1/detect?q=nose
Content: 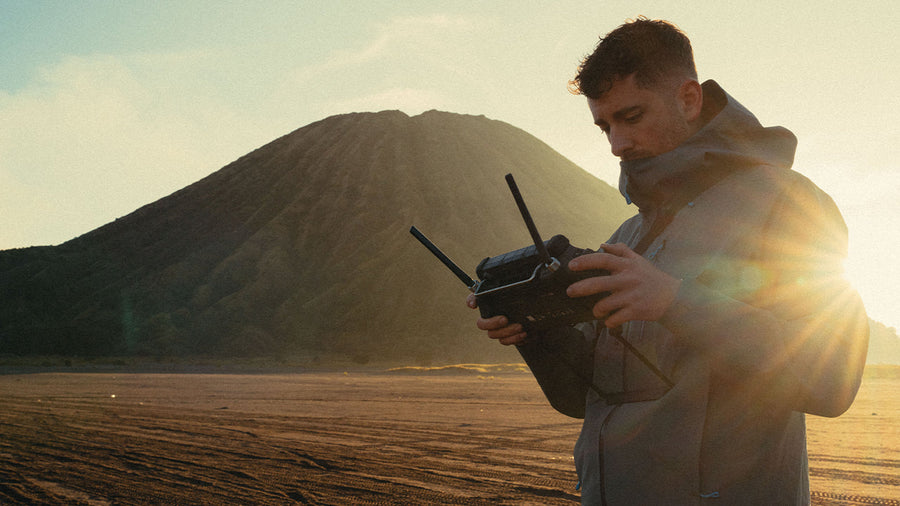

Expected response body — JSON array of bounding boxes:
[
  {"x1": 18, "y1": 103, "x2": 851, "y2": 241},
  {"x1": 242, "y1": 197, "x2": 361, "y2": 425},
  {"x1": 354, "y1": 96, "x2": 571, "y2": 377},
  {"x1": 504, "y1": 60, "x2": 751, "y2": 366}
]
[{"x1": 608, "y1": 128, "x2": 634, "y2": 159}]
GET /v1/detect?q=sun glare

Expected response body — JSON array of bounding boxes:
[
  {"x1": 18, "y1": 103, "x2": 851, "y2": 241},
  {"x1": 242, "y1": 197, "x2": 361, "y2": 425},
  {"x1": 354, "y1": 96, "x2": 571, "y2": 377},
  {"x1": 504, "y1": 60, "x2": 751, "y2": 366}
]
[{"x1": 844, "y1": 241, "x2": 897, "y2": 330}]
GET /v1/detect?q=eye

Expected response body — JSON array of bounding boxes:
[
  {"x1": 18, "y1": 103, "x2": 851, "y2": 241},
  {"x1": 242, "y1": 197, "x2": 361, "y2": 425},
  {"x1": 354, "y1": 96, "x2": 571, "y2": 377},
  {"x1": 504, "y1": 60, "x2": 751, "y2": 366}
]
[{"x1": 625, "y1": 111, "x2": 643, "y2": 123}]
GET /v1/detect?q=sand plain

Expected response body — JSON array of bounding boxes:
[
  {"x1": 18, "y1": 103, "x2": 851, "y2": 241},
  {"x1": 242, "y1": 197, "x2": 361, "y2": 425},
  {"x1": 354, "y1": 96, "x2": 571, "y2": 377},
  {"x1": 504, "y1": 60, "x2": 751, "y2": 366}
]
[{"x1": 0, "y1": 366, "x2": 897, "y2": 505}]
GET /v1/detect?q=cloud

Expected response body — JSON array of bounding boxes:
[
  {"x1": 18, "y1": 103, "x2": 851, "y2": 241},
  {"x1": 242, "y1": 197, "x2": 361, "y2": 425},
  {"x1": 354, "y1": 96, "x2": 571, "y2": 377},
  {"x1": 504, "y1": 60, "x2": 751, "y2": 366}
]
[
  {"x1": 280, "y1": 13, "x2": 484, "y2": 111},
  {"x1": 0, "y1": 51, "x2": 266, "y2": 247},
  {"x1": 286, "y1": 14, "x2": 475, "y2": 82}
]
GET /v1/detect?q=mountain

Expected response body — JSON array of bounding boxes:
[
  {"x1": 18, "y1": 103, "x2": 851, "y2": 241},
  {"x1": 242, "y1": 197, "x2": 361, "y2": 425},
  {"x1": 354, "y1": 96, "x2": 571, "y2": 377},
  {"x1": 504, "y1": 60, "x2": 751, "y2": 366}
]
[
  {"x1": 0, "y1": 110, "x2": 632, "y2": 364},
  {"x1": 867, "y1": 320, "x2": 900, "y2": 365}
]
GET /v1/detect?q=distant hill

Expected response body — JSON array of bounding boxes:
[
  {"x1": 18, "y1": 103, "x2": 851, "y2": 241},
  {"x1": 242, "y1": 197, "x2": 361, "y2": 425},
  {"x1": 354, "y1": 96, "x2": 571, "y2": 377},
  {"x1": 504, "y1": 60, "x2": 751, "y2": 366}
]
[
  {"x1": 0, "y1": 110, "x2": 632, "y2": 364},
  {"x1": 867, "y1": 320, "x2": 900, "y2": 365}
]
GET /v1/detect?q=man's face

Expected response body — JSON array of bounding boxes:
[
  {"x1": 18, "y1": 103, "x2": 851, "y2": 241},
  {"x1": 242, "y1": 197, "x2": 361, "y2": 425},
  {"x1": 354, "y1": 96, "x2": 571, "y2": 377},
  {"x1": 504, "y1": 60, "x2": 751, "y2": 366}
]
[{"x1": 587, "y1": 73, "x2": 693, "y2": 162}]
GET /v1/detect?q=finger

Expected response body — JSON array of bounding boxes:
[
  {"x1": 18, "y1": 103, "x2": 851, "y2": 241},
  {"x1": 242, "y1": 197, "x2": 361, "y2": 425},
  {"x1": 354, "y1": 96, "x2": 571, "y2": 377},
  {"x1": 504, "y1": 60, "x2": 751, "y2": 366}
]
[
  {"x1": 567, "y1": 275, "x2": 614, "y2": 298},
  {"x1": 567, "y1": 269, "x2": 637, "y2": 298},
  {"x1": 487, "y1": 323, "x2": 525, "y2": 340},
  {"x1": 569, "y1": 251, "x2": 630, "y2": 273},
  {"x1": 591, "y1": 291, "x2": 631, "y2": 321},
  {"x1": 466, "y1": 293, "x2": 478, "y2": 309},
  {"x1": 476, "y1": 315, "x2": 508, "y2": 331},
  {"x1": 568, "y1": 252, "x2": 608, "y2": 272},
  {"x1": 600, "y1": 242, "x2": 639, "y2": 258},
  {"x1": 498, "y1": 332, "x2": 528, "y2": 346},
  {"x1": 603, "y1": 307, "x2": 634, "y2": 328}
]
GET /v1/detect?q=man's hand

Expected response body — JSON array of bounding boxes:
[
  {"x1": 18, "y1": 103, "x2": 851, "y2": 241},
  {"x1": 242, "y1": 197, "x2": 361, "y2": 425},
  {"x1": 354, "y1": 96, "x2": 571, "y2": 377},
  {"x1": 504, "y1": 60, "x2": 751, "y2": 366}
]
[
  {"x1": 567, "y1": 242, "x2": 681, "y2": 328},
  {"x1": 466, "y1": 293, "x2": 528, "y2": 346}
]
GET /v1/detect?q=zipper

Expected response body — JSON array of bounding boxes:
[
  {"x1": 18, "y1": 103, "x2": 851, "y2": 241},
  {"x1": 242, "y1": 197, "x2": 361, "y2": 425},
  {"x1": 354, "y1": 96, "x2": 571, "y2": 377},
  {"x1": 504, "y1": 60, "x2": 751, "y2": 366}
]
[{"x1": 598, "y1": 405, "x2": 621, "y2": 506}]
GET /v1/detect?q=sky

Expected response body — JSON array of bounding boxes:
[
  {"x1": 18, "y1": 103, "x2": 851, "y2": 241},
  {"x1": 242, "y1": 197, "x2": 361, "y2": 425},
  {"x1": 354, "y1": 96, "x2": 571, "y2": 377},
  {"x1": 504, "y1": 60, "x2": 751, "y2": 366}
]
[{"x1": 1, "y1": 0, "x2": 898, "y2": 329}]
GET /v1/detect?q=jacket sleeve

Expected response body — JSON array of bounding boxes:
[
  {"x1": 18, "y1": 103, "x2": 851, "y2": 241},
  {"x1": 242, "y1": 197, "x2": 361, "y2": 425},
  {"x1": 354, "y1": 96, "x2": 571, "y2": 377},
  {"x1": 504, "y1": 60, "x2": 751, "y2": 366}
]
[
  {"x1": 660, "y1": 176, "x2": 869, "y2": 417},
  {"x1": 516, "y1": 323, "x2": 596, "y2": 419}
]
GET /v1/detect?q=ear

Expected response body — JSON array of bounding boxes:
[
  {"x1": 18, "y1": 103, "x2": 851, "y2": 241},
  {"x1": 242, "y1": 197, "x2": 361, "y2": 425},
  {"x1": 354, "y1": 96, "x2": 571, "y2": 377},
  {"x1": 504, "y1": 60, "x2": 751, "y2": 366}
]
[{"x1": 678, "y1": 79, "x2": 703, "y2": 122}]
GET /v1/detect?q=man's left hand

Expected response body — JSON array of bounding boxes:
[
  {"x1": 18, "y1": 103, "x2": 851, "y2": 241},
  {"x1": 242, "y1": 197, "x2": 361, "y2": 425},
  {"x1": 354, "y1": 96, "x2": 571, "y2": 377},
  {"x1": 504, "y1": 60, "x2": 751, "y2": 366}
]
[{"x1": 567, "y1": 242, "x2": 681, "y2": 328}]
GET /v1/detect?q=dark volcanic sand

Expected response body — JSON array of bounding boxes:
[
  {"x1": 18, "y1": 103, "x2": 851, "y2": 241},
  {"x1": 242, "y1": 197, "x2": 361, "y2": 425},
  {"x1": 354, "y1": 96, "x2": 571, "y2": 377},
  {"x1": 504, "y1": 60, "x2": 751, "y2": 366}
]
[{"x1": 0, "y1": 369, "x2": 897, "y2": 505}]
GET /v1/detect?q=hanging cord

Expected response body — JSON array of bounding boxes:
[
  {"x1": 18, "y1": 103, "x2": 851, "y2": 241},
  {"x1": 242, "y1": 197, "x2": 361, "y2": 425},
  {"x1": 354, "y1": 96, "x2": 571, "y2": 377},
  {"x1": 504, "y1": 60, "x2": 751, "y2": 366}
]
[
  {"x1": 531, "y1": 323, "x2": 674, "y2": 405},
  {"x1": 609, "y1": 325, "x2": 674, "y2": 389}
]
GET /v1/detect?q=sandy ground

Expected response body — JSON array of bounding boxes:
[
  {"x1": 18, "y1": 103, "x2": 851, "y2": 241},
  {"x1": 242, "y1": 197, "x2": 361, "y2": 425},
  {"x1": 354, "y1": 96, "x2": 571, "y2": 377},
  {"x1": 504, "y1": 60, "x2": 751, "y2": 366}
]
[{"x1": 0, "y1": 367, "x2": 897, "y2": 505}]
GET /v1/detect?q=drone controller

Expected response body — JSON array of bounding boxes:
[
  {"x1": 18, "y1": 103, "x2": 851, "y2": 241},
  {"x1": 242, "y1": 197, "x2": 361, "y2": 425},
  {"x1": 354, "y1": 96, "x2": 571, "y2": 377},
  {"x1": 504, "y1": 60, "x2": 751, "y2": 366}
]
[{"x1": 410, "y1": 174, "x2": 608, "y2": 332}]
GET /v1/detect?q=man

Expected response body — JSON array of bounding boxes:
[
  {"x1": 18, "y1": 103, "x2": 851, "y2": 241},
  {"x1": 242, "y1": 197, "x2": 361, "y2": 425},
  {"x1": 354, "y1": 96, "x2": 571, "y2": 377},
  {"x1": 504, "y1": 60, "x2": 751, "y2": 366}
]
[{"x1": 468, "y1": 18, "x2": 868, "y2": 505}]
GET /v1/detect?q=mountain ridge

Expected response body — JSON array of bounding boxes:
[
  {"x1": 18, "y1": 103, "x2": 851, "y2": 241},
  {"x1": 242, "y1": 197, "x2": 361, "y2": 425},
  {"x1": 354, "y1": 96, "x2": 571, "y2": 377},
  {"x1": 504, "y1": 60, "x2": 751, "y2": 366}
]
[{"x1": 0, "y1": 110, "x2": 633, "y2": 364}]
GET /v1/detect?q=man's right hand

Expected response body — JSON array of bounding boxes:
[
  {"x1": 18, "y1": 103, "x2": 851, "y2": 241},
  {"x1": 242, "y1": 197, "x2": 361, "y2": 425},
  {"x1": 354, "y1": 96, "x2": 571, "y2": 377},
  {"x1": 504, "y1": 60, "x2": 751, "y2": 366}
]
[{"x1": 466, "y1": 293, "x2": 528, "y2": 346}]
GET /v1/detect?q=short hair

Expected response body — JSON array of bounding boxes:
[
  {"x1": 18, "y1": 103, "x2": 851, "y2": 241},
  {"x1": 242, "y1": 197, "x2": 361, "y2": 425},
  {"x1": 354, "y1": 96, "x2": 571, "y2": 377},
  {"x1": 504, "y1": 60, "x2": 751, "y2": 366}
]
[{"x1": 570, "y1": 17, "x2": 697, "y2": 98}]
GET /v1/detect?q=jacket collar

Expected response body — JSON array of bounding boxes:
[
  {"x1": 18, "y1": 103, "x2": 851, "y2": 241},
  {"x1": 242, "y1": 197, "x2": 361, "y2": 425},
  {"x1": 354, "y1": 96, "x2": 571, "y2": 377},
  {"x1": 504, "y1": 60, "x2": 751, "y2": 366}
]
[{"x1": 617, "y1": 80, "x2": 797, "y2": 213}]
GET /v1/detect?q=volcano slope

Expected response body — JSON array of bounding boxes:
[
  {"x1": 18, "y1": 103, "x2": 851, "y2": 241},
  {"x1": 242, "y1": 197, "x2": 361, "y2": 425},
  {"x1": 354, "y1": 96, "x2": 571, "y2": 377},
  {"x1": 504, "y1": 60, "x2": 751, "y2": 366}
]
[{"x1": 0, "y1": 110, "x2": 631, "y2": 364}]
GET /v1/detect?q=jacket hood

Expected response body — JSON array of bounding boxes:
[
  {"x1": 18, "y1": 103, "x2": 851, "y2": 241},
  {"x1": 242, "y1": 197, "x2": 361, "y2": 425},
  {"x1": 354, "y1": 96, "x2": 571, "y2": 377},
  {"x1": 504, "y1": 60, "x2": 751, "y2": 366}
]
[{"x1": 618, "y1": 80, "x2": 798, "y2": 211}]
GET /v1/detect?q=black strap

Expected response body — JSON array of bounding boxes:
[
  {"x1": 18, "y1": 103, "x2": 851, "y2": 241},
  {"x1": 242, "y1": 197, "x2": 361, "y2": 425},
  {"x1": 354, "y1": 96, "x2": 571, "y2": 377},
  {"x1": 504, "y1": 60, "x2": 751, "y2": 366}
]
[
  {"x1": 609, "y1": 325, "x2": 674, "y2": 388},
  {"x1": 602, "y1": 165, "x2": 740, "y2": 403},
  {"x1": 632, "y1": 212, "x2": 674, "y2": 256},
  {"x1": 589, "y1": 205, "x2": 681, "y2": 404}
]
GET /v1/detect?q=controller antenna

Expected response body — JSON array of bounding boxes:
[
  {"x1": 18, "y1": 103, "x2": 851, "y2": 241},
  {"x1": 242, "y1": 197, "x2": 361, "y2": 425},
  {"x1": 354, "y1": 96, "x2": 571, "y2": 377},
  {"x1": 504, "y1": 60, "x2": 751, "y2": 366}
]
[
  {"x1": 409, "y1": 226, "x2": 477, "y2": 291},
  {"x1": 505, "y1": 174, "x2": 555, "y2": 269}
]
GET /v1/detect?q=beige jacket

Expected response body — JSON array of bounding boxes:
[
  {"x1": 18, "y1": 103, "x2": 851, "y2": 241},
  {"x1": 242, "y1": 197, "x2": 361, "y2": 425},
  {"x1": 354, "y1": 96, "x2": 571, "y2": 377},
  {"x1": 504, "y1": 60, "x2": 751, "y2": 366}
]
[{"x1": 518, "y1": 82, "x2": 869, "y2": 505}]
